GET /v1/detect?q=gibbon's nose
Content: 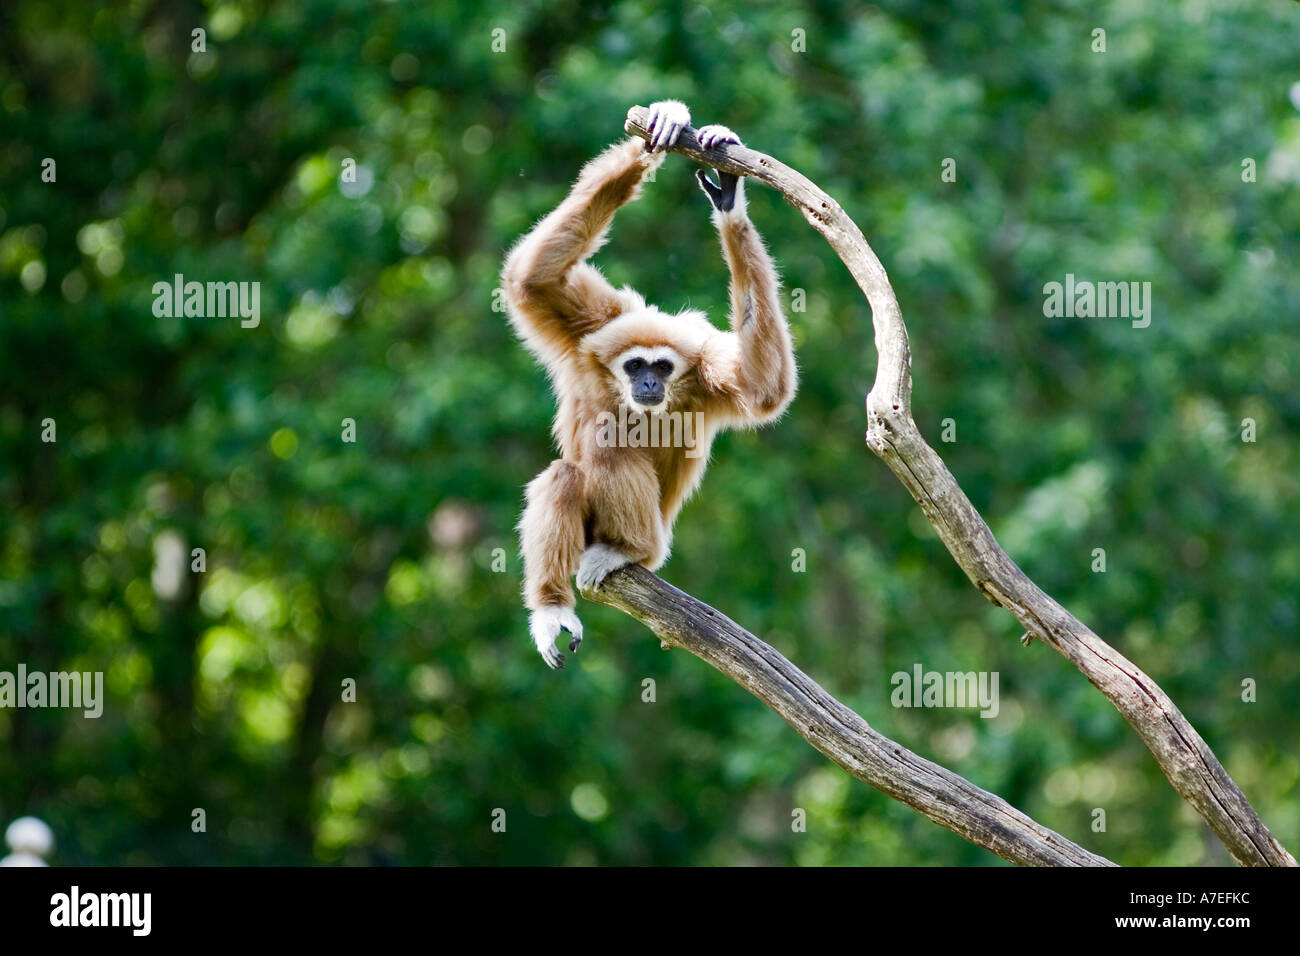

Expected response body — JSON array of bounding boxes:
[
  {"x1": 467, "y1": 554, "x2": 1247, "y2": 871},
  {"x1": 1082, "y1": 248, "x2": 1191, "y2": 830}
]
[{"x1": 630, "y1": 368, "x2": 665, "y2": 407}]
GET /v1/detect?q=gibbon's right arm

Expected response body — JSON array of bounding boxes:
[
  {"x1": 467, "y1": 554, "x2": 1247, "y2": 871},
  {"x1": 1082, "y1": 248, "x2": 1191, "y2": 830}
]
[
  {"x1": 501, "y1": 101, "x2": 691, "y2": 367},
  {"x1": 695, "y1": 125, "x2": 798, "y2": 423}
]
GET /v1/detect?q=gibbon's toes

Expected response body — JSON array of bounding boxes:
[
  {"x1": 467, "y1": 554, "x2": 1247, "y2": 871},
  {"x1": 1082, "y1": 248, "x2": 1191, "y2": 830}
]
[
  {"x1": 558, "y1": 607, "x2": 583, "y2": 647},
  {"x1": 531, "y1": 605, "x2": 582, "y2": 670},
  {"x1": 577, "y1": 544, "x2": 633, "y2": 591}
]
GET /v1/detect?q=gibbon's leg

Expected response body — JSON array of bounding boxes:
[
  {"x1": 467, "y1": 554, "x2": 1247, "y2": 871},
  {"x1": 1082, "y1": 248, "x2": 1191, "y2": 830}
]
[
  {"x1": 695, "y1": 126, "x2": 798, "y2": 422},
  {"x1": 577, "y1": 453, "x2": 668, "y2": 591},
  {"x1": 501, "y1": 101, "x2": 691, "y2": 365},
  {"x1": 519, "y1": 460, "x2": 587, "y2": 669}
]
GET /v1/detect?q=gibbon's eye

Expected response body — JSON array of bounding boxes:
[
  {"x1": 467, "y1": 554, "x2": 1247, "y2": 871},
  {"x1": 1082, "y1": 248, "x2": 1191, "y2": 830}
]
[
  {"x1": 653, "y1": 359, "x2": 674, "y2": 376},
  {"x1": 624, "y1": 357, "x2": 646, "y2": 374}
]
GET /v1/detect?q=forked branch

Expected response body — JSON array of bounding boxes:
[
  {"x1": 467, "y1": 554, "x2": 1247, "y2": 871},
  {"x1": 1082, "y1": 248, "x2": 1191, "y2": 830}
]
[{"x1": 612, "y1": 105, "x2": 1295, "y2": 867}]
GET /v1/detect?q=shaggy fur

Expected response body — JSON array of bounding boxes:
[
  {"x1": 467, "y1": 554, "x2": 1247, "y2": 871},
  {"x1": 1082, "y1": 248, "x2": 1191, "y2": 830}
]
[{"x1": 501, "y1": 128, "x2": 796, "y2": 665}]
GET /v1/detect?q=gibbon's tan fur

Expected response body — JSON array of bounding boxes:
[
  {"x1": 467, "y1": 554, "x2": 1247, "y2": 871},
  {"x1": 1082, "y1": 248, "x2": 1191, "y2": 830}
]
[{"x1": 502, "y1": 109, "x2": 796, "y2": 667}]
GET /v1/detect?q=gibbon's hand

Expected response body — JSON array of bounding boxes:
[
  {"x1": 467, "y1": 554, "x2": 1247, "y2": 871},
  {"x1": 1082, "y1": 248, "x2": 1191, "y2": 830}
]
[
  {"x1": 646, "y1": 100, "x2": 691, "y2": 152},
  {"x1": 694, "y1": 124, "x2": 743, "y2": 213},
  {"x1": 696, "y1": 124, "x2": 741, "y2": 150},
  {"x1": 696, "y1": 168, "x2": 741, "y2": 213}
]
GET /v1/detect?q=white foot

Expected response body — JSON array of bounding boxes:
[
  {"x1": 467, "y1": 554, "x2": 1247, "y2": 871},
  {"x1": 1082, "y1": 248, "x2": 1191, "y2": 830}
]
[
  {"x1": 577, "y1": 544, "x2": 635, "y2": 592},
  {"x1": 530, "y1": 605, "x2": 584, "y2": 670}
]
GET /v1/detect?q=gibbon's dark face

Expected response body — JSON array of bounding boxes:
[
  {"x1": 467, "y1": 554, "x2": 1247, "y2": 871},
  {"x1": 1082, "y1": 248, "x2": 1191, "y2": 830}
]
[
  {"x1": 624, "y1": 356, "x2": 671, "y2": 406},
  {"x1": 613, "y1": 346, "x2": 686, "y2": 410}
]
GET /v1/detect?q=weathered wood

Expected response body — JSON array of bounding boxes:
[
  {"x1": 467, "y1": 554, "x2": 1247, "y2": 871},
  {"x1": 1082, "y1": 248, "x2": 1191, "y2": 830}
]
[
  {"x1": 622, "y1": 105, "x2": 1296, "y2": 867},
  {"x1": 581, "y1": 565, "x2": 1112, "y2": 866}
]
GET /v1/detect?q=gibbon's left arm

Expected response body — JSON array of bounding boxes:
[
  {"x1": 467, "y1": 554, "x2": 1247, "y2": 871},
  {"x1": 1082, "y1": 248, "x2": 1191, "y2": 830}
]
[
  {"x1": 695, "y1": 126, "x2": 797, "y2": 422},
  {"x1": 501, "y1": 101, "x2": 692, "y2": 368},
  {"x1": 508, "y1": 101, "x2": 695, "y2": 670}
]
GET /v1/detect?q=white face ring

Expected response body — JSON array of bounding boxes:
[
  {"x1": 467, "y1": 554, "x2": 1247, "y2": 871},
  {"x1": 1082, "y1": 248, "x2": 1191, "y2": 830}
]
[{"x1": 612, "y1": 345, "x2": 686, "y2": 410}]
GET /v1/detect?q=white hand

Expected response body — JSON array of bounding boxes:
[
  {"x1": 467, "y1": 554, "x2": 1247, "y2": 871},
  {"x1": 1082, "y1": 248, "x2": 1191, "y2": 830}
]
[
  {"x1": 696, "y1": 124, "x2": 742, "y2": 149},
  {"x1": 646, "y1": 100, "x2": 691, "y2": 151}
]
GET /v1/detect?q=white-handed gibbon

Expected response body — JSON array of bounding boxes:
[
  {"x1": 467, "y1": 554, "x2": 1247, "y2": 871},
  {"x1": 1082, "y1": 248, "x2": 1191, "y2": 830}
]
[{"x1": 501, "y1": 100, "x2": 797, "y2": 668}]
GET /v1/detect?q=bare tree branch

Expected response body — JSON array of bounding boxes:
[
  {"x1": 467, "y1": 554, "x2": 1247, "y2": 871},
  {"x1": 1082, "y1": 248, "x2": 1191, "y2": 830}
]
[
  {"x1": 580, "y1": 565, "x2": 1112, "y2": 866},
  {"x1": 622, "y1": 105, "x2": 1296, "y2": 867}
]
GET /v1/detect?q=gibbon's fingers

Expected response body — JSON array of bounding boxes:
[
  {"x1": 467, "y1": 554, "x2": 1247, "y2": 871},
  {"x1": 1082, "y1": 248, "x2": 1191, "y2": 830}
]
[
  {"x1": 696, "y1": 168, "x2": 723, "y2": 206},
  {"x1": 646, "y1": 100, "x2": 690, "y2": 151},
  {"x1": 696, "y1": 168, "x2": 739, "y2": 213},
  {"x1": 696, "y1": 124, "x2": 742, "y2": 149},
  {"x1": 661, "y1": 120, "x2": 683, "y2": 151}
]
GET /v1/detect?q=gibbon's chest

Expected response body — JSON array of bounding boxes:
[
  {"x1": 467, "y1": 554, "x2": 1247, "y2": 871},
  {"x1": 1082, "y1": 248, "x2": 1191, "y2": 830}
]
[
  {"x1": 651, "y1": 418, "x2": 716, "y2": 517},
  {"x1": 652, "y1": 433, "x2": 703, "y2": 477}
]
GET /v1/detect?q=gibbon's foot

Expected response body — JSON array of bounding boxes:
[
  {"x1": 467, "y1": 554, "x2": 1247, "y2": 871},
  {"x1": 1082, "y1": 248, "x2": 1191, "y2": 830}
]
[
  {"x1": 530, "y1": 605, "x2": 584, "y2": 669},
  {"x1": 646, "y1": 100, "x2": 691, "y2": 152},
  {"x1": 577, "y1": 543, "x2": 635, "y2": 592},
  {"x1": 695, "y1": 124, "x2": 741, "y2": 149}
]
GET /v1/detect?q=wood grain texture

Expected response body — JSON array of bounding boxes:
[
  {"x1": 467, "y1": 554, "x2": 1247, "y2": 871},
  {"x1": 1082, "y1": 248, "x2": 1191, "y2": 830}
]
[
  {"x1": 622, "y1": 105, "x2": 1296, "y2": 867},
  {"x1": 581, "y1": 564, "x2": 1112, "y2": 866}
]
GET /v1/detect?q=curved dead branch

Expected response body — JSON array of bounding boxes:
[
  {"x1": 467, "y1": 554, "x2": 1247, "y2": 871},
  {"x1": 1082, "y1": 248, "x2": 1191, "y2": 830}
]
[
  {"x1": 581, "y1": 565, "x2": 1112, "y2": 866},
  {"x1": 620, "y1": 104, "x2": 1295, "y2": 867}
]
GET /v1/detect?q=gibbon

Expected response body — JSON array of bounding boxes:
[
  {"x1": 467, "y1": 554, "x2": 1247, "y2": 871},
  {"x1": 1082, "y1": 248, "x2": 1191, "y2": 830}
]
[{"x1": 501, "y1": 100, "x2": 797, "y2": 668}]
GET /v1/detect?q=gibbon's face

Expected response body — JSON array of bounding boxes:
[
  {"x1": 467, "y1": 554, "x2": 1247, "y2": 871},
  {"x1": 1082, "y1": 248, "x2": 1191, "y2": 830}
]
[{"x1": 611, "y1": 345, "x2": 687, "y2": 411}]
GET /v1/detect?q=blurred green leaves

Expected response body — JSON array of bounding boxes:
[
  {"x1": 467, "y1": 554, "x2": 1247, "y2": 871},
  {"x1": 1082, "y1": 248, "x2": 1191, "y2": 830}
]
[{"x1": 0, "y1": 0, "x2": 1297, "y2": 866}]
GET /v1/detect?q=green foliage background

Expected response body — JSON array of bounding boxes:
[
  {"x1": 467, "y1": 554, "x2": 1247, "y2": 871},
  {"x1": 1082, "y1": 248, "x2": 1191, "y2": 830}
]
[{"x1": 1, "y1": 0, "x2": 1297, "y2": 865}]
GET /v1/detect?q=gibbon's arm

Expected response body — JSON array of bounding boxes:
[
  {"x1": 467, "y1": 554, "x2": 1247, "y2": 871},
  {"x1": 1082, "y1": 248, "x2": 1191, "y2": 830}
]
[
  {"x1": 501, "y1": 137, "x2": 667, "y2": 365},
  {"x1": 696, "y1": 135, "x2": 797, "y2": 422}
]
